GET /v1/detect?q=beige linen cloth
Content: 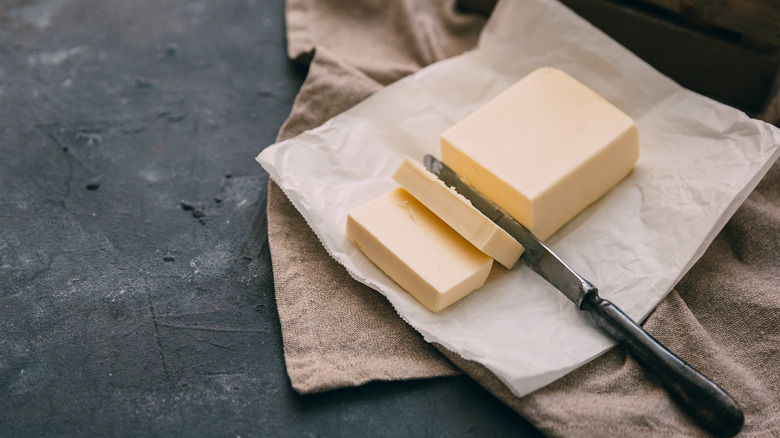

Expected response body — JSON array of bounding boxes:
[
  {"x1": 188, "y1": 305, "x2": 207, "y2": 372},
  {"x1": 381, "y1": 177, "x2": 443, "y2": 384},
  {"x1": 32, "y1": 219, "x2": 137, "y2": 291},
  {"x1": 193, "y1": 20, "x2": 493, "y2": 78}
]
[{"x1": 267, "y1": 0, "x2": 780, "y2": 435}]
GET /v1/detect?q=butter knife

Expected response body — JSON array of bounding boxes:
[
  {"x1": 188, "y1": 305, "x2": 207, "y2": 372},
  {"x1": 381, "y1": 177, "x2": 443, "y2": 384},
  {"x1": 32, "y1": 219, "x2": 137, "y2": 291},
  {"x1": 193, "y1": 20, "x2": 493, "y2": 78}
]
[{"x1": 423, "y1": 154, "x2": 744, "y2": 436}]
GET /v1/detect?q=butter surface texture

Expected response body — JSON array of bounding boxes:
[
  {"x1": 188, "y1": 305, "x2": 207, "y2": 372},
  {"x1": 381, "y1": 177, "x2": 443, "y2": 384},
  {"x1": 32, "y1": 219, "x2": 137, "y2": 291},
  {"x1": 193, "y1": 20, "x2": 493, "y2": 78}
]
[
  {"x1": 346, "y1": 188, "x2": 493, "y2": 312},
  {"x1": 440, "y1": 67, "x2": 639, "y2": 240},
  {"x1": 392, "y1": 156, "x2": 523, "y2": 269}
]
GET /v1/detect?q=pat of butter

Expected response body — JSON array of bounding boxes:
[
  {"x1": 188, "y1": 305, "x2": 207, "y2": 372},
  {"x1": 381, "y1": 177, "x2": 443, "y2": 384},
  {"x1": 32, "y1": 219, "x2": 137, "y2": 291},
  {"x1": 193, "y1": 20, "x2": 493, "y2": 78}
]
[
  {"x1": 346, "y1": 187, "x2": 493, "y2": 312},
  {"x1": 441, "y1": 67, "x2": 639, "y2": 241},
  {"x1": 392, "y1": 156, "x2": 523, "y2": 269}
]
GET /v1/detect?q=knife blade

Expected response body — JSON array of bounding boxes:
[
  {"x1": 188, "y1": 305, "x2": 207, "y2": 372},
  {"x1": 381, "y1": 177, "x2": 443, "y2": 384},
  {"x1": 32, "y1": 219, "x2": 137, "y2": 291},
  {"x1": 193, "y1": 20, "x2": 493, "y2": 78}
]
[{"x1": 423, "y1": 154, "x2": 744, "y2": 436}]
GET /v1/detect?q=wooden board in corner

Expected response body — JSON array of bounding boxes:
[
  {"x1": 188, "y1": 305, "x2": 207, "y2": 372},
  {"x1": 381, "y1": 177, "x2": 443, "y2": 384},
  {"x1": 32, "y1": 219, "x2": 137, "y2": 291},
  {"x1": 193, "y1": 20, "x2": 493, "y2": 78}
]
[{"x1": 456, "y1": 0, "x2": 780, "y2": 125}]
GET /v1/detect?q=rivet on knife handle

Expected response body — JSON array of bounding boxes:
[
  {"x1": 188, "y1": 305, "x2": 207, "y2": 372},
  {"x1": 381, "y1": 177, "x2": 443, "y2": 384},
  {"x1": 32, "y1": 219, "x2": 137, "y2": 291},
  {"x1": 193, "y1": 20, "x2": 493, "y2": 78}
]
[{"x1": 423, "y1": 155, "x2": 744, "y2": 436}]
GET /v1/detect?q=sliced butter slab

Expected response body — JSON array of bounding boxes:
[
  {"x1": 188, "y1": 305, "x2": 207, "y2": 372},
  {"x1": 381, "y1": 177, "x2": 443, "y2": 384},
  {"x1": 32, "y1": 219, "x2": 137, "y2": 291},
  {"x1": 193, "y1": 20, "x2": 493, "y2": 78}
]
[
  {"x1": 441, "y1": 67, "x2": 639, "y2": 241},
  {"x1": 392, "y1": 156, "x2": 523, "y2": 269},
  {"x1": 346, "y1": 187, "x2": 493, "y2": 312}
]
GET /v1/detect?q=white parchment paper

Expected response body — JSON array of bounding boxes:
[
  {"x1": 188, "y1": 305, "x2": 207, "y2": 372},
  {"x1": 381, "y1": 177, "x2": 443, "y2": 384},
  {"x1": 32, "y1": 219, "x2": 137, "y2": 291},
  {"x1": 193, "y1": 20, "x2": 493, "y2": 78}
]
[{"x1": 257, "y1": 0, "x2": 780, "y2": 397}]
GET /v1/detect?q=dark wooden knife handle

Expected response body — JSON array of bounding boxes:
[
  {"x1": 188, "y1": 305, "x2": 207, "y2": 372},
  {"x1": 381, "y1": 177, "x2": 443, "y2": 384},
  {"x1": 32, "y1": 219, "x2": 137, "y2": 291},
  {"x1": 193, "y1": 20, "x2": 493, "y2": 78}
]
[{"x1": 580, "y1": 292, "x2": 744, "y2": 436}]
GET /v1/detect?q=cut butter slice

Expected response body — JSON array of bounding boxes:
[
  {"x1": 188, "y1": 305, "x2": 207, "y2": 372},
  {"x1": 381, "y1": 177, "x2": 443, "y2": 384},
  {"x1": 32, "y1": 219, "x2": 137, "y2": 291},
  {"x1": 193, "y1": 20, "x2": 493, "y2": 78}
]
[
  {"x1": 392, "y1": 156, "x2": 523, "y2": 269},
  {"x1": 346, "y1": 187, "x2": 493, "y2": 312},
  {"x1": 441, "y1": 67, "x2": 639, "y2": 241}
]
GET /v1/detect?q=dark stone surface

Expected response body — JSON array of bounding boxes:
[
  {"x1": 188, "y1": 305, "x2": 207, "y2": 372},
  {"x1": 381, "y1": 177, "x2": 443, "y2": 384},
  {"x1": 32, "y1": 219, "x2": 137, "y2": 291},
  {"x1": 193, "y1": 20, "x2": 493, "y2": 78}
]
[{"x1": 0, "y1": 1, "x2": 542, "y2": 436}]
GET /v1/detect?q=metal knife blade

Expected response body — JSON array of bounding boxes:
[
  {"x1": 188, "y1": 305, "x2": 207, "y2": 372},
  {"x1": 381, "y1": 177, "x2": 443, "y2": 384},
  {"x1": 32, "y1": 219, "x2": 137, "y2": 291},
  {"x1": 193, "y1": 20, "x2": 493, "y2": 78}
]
[
  {"x1": 422, "y1": 154, "x2": 743, "y2": 436},
  {"x1": 423, "y1": 154, "x2": 596, "y2": 308}
]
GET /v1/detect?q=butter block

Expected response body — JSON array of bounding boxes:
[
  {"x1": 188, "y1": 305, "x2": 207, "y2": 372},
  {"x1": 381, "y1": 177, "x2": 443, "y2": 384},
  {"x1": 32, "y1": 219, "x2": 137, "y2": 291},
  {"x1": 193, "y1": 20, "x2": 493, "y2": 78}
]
[
  {"x1": 346, "y1": 187, "x2": 493, "y2": 312},
  {"x1": 392, "y1": 156, "x2": 523, "y2": 269},
  {"x1": 441, "y1": 67, "x2": 639, "y2": 241}
]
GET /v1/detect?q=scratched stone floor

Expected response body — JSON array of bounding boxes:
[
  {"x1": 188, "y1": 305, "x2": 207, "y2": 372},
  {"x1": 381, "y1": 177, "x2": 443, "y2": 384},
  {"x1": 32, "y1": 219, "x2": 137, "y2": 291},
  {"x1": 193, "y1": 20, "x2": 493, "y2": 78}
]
[{"x1": 0, "y1": 1, "x2": 541, "y2": 436}]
